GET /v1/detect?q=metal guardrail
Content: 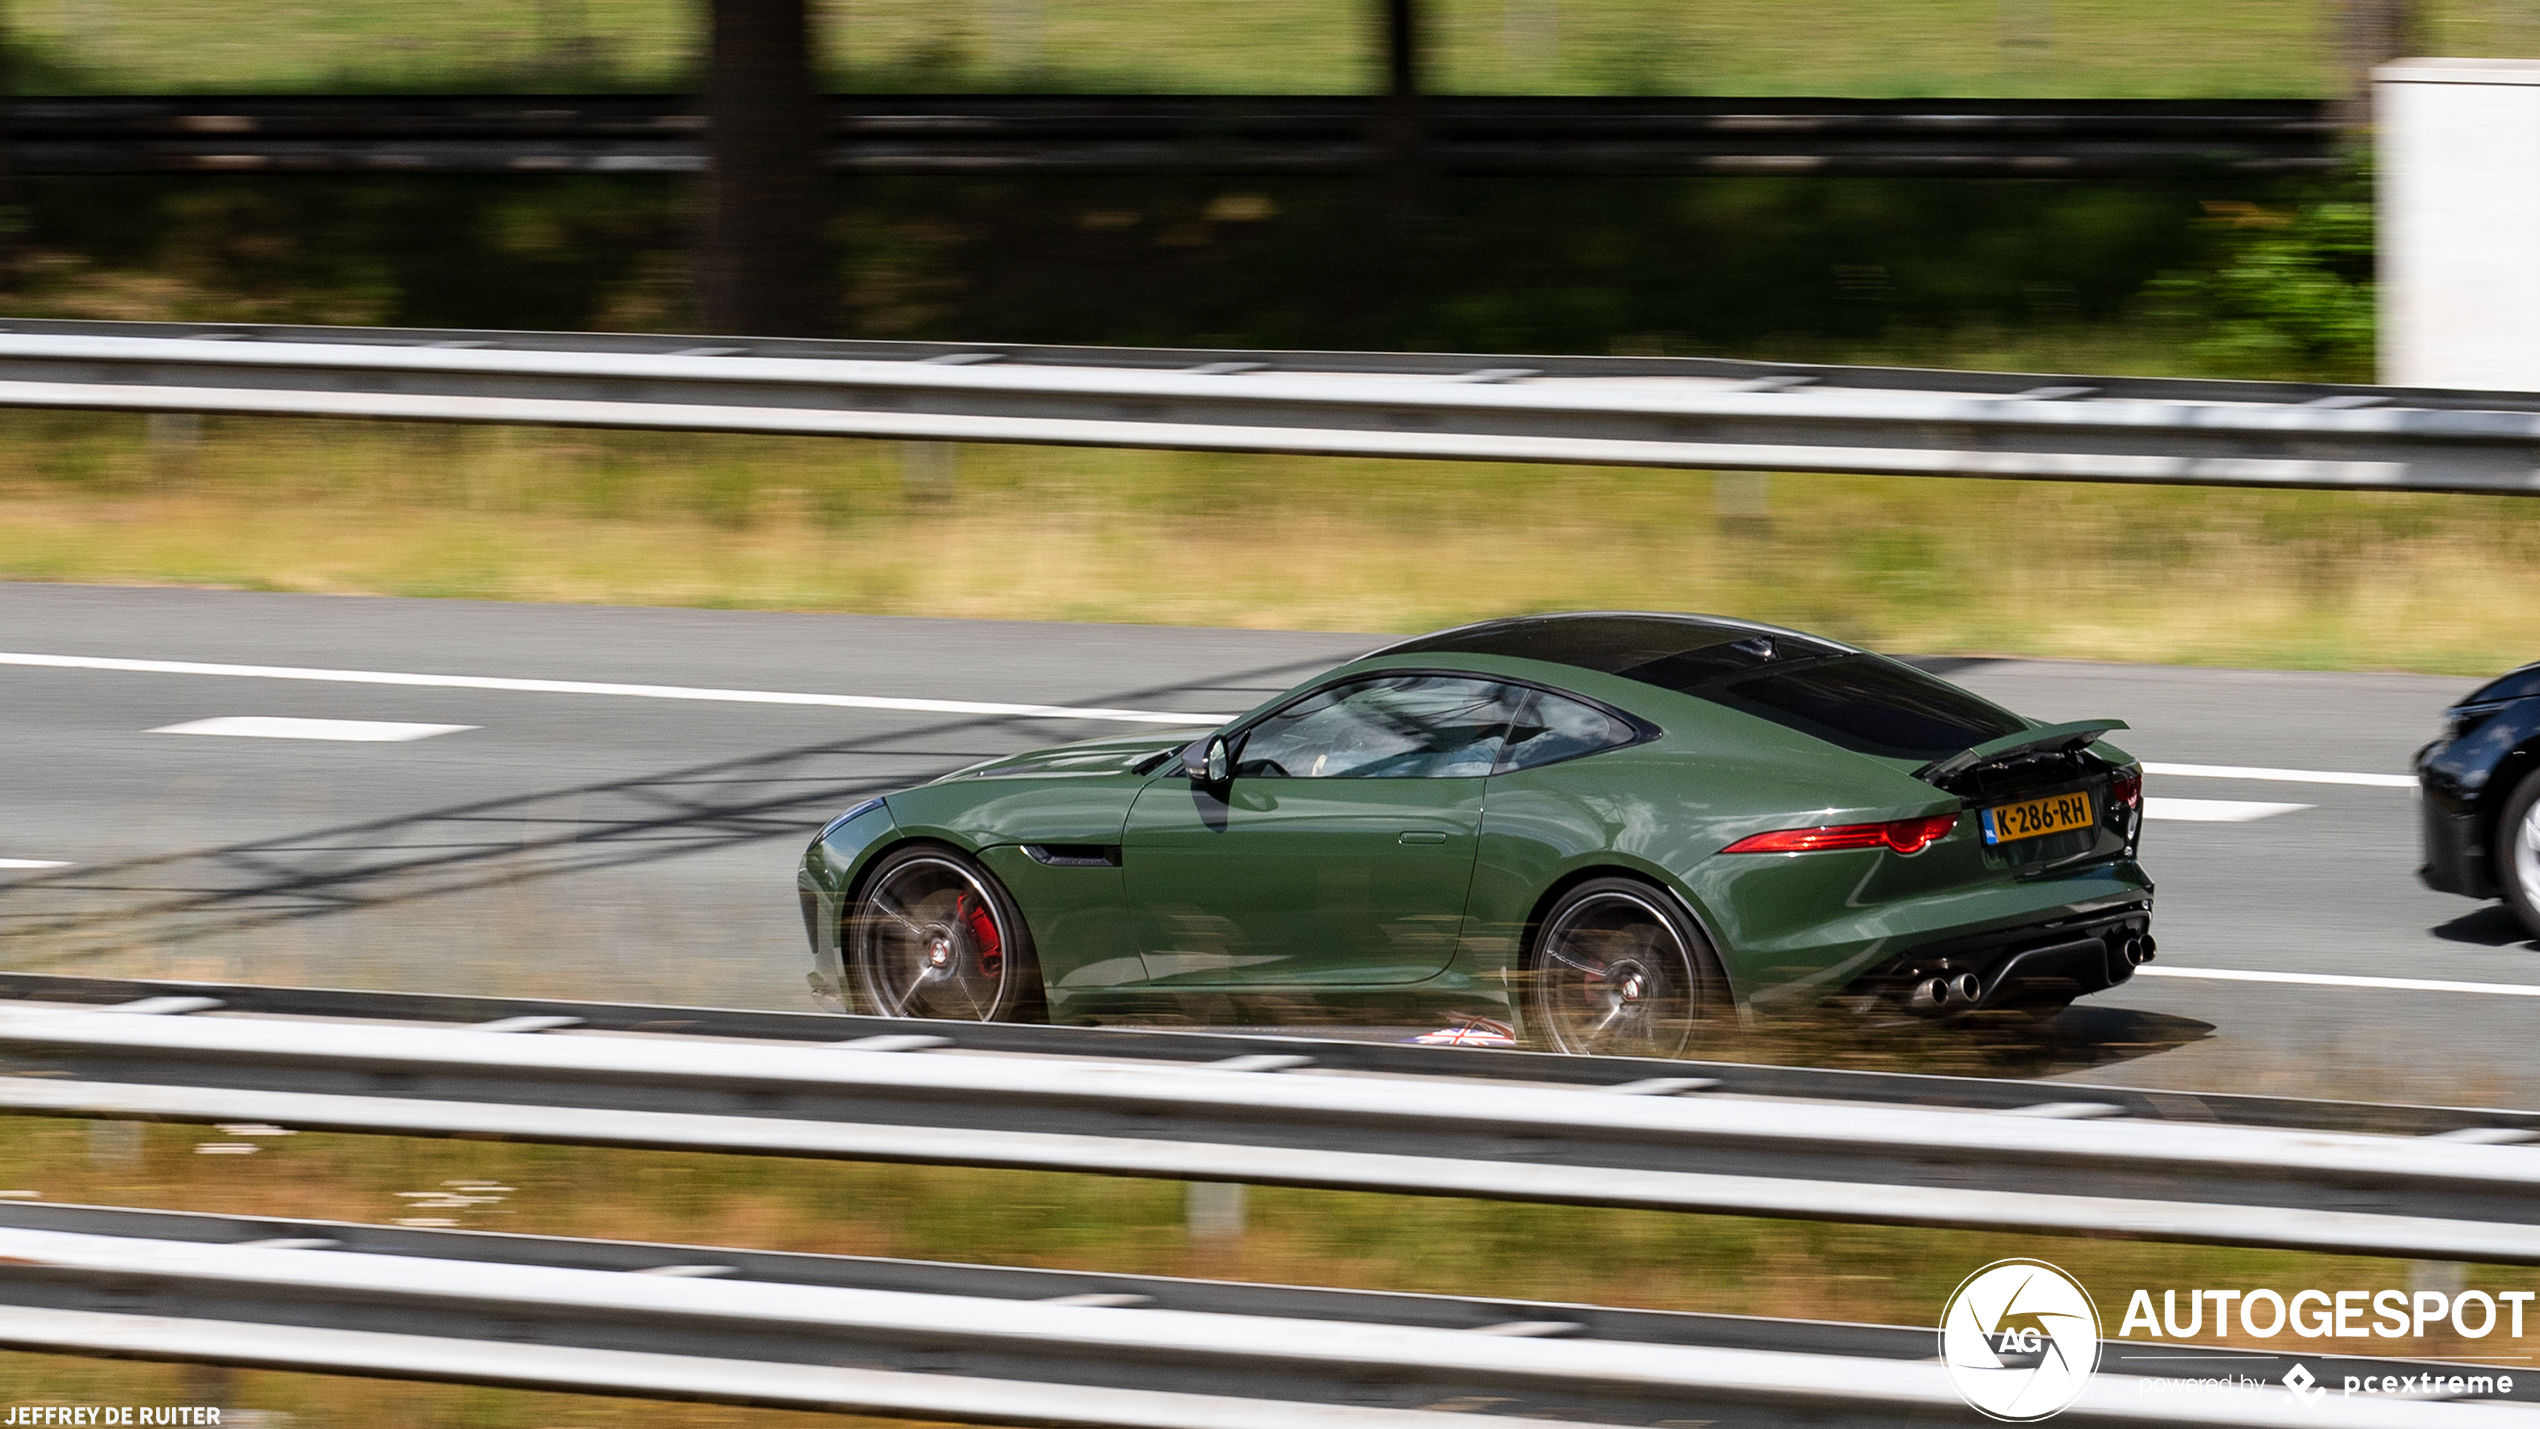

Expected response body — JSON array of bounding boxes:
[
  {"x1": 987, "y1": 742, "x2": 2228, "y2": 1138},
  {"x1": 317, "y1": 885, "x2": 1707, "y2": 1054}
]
[
  {"x1": 0, "y1": 1202, "x2": 2524, "y2": 1428},
  {"x1": 0, "y1": 318, "x2": 2532, "y2": 493},
  {"x1": 8, "y1": 974, "x2": 2540, "y2": 1264},
  {"x1": 0, "y1": 94, "x2": 2339, "y2": 176},
  {"x1": 0, "y1": 970, "x2": 2520, "y2": 1136}
]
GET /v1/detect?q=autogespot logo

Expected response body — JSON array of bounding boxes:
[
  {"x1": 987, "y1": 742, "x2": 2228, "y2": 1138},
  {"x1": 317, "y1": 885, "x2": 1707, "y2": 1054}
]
[{"x1": 1941, "y1": 1259, "x2": 2103, "y2": 1421}]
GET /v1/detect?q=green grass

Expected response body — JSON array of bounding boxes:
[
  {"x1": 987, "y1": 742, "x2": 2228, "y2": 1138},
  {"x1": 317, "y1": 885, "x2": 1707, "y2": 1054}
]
[
  {"x1": 0, "y1": 409, "x2": 2530, "y2": 677},
  {"x1": 14, "y1": 0, "x2": 2540, "y2": 98}
]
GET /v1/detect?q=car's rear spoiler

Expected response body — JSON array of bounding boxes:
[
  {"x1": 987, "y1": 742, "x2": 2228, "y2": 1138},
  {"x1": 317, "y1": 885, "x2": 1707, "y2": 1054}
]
[{"x1": 1915, "y1": 719, "x2": 2130, "y2": 786}]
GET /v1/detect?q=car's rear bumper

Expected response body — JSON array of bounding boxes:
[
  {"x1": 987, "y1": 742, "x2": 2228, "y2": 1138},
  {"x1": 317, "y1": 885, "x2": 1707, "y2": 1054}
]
[{"x1": 1851, "y1": 897, "x2": 2156, "y2": 1009}]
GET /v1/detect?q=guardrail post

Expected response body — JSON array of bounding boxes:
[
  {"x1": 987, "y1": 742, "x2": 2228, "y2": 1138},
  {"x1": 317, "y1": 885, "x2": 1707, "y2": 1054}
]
[
  {"x1": 1185, "y1": 1180, "x2": 1247, "y2": 1239},
  {"x1": 147, "y1": 411, "x2": 202, "y2": 485},
  {"x1": 2409, "y1": 1258, "x2": 2468, "y2": 1297},
  {"x1": 1714, "y1": 471, "x2": 1771, "y2": 531},
  {"x1": 85, "y1": 1118, "x2": 140, "y2": 1169},
  {"x1": 1502, "y1": 0, "x2": 1557, "y2": 80},
  {"x1": 986, "y1": 0, "x2": 1043, "y2": 76},
  {"x1": 1997, "y1": 0, "x2": 2053, "y2": 72},
  {"x1": 902, "y1": 441, "x2": 957, "y2": 505}
]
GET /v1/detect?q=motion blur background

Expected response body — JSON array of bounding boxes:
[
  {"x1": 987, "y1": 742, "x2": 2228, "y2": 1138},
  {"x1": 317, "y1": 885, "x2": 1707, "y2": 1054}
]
[
  {"x1": 1, "y1": 0, "x2": 2529, "y2": 676},
  {"x1": 2, "y1": 4, "x2": 2534, "y2": 1424}
]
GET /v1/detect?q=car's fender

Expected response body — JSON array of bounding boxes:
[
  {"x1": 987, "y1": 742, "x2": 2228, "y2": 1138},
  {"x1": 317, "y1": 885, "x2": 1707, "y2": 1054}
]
[
  {"x1": 840, "y1": 772, "x2": 1157, "y2": 1016},
  {"x1": 798, "y1": 798, "x2": 903, "y2": 1010}
]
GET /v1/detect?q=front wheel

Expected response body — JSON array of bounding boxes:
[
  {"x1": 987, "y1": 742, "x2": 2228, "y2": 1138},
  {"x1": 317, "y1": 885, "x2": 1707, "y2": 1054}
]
[
  {"x1": 2502, "y1": 771, "x2": 2540, "y2": 941},
  {"x1": 1525, "y1": 878, "x2": 1730, "y2": 1058},
  {"x1": 847, "y1": 846, "x2": 1045, "y2": 1022}
]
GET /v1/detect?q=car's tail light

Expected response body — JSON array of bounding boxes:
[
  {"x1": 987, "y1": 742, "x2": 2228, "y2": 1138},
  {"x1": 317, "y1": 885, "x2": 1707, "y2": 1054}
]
[
  {"x1": 1722, "y1": 813, "x2": 1960, "y2": 857},
  {"x1": 2109, "y1": 766, "x2": 2143, "y2": 810}
]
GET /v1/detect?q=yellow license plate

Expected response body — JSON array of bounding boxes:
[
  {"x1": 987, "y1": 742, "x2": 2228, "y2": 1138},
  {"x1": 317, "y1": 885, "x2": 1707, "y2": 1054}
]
[{"x1": 1980, "y1": 789, "x2": 2094, "y2": 845}]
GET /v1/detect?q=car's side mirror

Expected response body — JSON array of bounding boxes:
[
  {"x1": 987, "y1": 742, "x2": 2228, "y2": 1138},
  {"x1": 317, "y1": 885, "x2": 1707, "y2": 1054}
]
[{"x1": 1182, "y1": 733, "x2": 1233, "y2": 786}]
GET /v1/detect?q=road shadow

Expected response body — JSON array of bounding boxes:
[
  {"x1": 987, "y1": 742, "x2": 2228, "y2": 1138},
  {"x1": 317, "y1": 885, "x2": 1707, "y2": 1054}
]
[
  {"x1": 1968, "y1": 1004, "x2": 2221, "y2": 1079},
  {"x1": 0, "y1": 653, "x2": 1336, "y2": 970},
  {"x1": 1736, "y1": 1003, "x2": 2216, "y2": 1082},
  {"x1": 2432, "y1": 905, "x2": 2540, "y2": 950}
]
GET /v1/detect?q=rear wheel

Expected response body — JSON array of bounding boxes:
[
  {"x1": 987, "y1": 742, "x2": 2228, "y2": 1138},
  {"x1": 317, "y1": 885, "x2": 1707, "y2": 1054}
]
[
  {"x1": 2503, "y1": 771, "x2": 2540, "y2": 940},
  {"x1": 848, "y1": 846, "x2": 1045, "y2": 1022},
  {"x1": 1526, "y1": 878, "x2": 1730, "y2": 1058}
]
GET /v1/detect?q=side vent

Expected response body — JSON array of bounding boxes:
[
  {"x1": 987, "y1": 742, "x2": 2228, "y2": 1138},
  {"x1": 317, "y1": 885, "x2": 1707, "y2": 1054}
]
[{"x1": 1023, "y1": 844, "x2": 1123, "y2": 868}]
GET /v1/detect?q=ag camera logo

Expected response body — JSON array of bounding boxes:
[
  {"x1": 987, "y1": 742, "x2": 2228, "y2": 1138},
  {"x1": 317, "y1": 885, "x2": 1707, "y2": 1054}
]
[{"x1": 1941, "y1": 1259, "x2": 2102, "y2": 1421}]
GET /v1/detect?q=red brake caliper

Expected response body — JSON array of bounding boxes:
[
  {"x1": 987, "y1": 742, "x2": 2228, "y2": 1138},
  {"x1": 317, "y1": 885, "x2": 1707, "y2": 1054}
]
[{"x1": 960, "y1": 895, "x2": 1004, "y2": 979}]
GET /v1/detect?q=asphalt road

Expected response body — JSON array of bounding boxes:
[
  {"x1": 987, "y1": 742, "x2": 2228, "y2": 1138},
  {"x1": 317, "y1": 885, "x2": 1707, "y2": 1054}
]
[{"x1": 0, "y1": 582, "x2": 2526, "y2": 1104}]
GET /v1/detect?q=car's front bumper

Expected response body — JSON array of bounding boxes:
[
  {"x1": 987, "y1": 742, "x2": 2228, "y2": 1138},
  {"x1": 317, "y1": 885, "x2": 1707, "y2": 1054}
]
[{"x1": 2419, "y1": 792, "x2": 2493, "y2": 899}]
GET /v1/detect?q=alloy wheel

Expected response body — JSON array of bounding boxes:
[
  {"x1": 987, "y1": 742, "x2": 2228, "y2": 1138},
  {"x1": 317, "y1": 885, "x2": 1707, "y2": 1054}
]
[
  {"x1": 851, "y1": 854, "x2": 1014, "y2": 1021},
  {"x1": 1532, "y1": 888, "x2": 1701, "y2": 1058}
]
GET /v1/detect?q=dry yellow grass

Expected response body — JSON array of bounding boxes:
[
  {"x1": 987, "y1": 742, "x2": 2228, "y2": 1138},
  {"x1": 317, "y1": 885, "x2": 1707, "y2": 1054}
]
[{"x1": 0, "y1": 413, "x2": 2532, "y2": 676}]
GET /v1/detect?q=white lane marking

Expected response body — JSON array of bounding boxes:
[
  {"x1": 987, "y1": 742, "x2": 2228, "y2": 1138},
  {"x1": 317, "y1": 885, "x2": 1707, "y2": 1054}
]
[
  {"x1": 0, "y1": 859, "x2": 69, "y2": 869},
  {"x1": 151, "y1": 717, "x2": 476, "y2": 743},
  {"x1": 2143, "y1": 797, "x2": 2310, "y2": 823},
  {"x1": 0, "y1": 651, "x2": 1226, "y2": 727},
  {"x1": 2145, "y1": 761, "x2": 2415, "y2": 789},
  {"x1": 2140, "y1": 966, "x2": 2540, "y2": 997}
]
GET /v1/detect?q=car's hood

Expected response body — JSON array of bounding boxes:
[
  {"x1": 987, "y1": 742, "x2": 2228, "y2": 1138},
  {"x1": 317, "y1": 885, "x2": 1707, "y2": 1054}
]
[
  {"x1": 2462, "y1": 661, "x2": 2540, "y2": 707},
  {"x1": 929, "y1": 730, "x2": 1192, "y2": 783}
]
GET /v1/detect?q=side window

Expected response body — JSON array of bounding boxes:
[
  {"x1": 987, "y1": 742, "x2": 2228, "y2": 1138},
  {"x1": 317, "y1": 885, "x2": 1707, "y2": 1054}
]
[
  {"x1": 1498, "y1": 690, "x2": 1639, "y2": 773},
  {"x1": 1234, "y1": 676, "x2": 1528, "y2": 779}
]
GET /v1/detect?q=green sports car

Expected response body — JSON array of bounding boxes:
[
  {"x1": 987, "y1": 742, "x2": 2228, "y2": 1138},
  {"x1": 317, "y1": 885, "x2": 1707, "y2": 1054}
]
[{"x1": 798, "y1": 612, "x2": 2154, "y2": 1056}]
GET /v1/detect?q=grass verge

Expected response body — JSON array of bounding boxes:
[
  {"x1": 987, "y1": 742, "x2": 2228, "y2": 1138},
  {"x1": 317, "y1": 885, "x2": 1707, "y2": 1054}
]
[
  {"x1": 0, "y1": 412, "x2": 2531, "y2": 677},
  {"x1": 14, "y1": 0, "x2": 2540, "y2": 99}
]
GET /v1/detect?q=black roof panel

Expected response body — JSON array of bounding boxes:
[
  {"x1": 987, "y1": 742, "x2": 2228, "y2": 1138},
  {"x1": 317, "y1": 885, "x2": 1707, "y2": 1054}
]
[{"x1": 1375, "y1": 613, "x2": 1850, "y2": 683}]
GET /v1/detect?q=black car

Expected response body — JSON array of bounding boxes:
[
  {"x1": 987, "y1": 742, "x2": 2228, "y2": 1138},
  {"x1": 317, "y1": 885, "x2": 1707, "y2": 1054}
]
[{"x1": 2419, "y1": 660, "x2": 2540, "y2": 937}]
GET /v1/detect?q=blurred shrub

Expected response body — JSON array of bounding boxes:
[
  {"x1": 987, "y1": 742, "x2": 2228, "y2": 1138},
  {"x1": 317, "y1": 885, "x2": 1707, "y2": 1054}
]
[{"x1": 2137, "y1": 177, "x2": 2377, "y2": 382}]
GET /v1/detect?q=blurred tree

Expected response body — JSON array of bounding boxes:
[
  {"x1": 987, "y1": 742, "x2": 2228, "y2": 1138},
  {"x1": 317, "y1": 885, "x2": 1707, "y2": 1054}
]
[
  {"x1": 1386, "y1": 0, "x2": 1421, "y2": 99},
  {"x1": 1374, "y1": 0, "x2": 1426, "y2": 229},
  {"x1": 697, "y1": 0, "x2": 828, "y2": 335},
  {"x1": 0, "y1": 0, "x2": 20, "y2": 295},
  {"x1": 2336, "y1": 0, "x2": 2421, "y2": 138}
]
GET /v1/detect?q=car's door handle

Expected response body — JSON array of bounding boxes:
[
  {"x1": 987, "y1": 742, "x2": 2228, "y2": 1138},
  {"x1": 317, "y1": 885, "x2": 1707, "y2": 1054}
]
[{"x1": 1398, "y1": 830, "x2": 1449, "y2": 845}]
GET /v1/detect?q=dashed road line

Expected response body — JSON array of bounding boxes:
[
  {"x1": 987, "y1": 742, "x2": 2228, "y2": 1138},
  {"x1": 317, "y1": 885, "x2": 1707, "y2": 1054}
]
[
  {"x1": 151, "y1": 716, "x2": 477, "y2": 742},
  {"x1": 2146, "y1": 761, "x2": 2415, "y2": 789},
  {"x1": 2143, "y1": 798, "x2": 2311, "y2": 823}
]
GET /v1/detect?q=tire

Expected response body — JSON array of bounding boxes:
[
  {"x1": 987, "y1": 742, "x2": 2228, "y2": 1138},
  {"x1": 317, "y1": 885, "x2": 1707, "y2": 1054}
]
[
  {"x1": 1525, "y1": 877, "x2": 1731, "y2": 1058},
  {"x1": 847, "y1": 845, "x2": 1046, "y2": 1022},
  {"x1": 2502, "y1": 770, "x2": 2540, "y2": 941}
]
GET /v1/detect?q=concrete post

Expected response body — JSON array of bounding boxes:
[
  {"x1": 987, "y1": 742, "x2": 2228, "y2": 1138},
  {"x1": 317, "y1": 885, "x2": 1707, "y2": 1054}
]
[{"x1": 2376, "y1": 59, "x2": 2540, "y2": 389}]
